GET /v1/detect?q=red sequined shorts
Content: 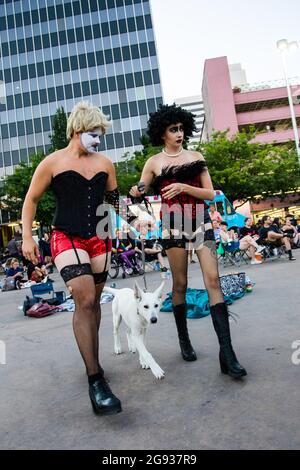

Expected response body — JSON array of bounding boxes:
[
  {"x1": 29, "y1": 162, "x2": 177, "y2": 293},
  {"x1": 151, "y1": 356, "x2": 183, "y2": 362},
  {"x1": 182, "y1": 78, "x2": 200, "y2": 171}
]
[{"x1": 51, "y1": 230, "x2": 112, "y2": 260}]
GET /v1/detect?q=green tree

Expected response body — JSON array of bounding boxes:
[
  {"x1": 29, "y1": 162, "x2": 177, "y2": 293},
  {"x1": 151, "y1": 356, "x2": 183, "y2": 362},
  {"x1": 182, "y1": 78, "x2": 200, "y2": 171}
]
[
  {"x1": 115, "y1": 135, "x2": 161, "y2": 195},
  {"x1": 2, "y1": 152, "x2": 55, "y2": 229},
  {"x1": 48, "y1": 106, "x2": 68, "y2": 152},
  {"x1": 196, "y1": 130, "x2": 300, "y2": 204}
]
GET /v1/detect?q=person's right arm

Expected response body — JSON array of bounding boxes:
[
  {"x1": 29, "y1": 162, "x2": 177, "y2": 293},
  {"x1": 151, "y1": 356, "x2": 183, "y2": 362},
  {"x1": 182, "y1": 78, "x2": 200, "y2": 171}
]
[
  {"x1": 129, "y1": 157, "x2": 156, "y2": 197},
  {"x1": 22, "y1": 157, "x2": 53, "y2": 263}
]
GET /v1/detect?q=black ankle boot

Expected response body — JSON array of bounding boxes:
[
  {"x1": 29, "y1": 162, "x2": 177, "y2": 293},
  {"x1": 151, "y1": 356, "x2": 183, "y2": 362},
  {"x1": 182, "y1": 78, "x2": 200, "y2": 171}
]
[
  {"x1": 173, "y1": 303, "x2": 197, "y2": 361},
  {"x1": 210, "y1": 302, "x2": 247, "y2": 379},
  {"x1": 89, "y1": 375, "x2": 122, "y2": 415}
]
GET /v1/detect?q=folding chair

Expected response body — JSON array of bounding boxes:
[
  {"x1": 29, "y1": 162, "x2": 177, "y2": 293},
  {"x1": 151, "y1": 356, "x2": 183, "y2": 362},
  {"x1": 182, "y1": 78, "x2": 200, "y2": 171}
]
[{"x1": 217, "y1": 240, "x2": 246, "y2": 267}]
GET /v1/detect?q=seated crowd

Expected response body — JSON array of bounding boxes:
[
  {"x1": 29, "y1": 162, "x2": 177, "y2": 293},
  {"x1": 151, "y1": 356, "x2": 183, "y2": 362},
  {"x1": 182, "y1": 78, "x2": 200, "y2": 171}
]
[{"x1": 211, "y1": 207, "x2": 298, "y2": 264}]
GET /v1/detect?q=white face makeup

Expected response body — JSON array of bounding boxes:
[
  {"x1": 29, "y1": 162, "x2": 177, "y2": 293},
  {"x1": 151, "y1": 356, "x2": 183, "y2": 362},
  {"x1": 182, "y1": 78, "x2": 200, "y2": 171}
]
[{"x1": 80, "y1": 131, "x2": 102, "y2": 153}]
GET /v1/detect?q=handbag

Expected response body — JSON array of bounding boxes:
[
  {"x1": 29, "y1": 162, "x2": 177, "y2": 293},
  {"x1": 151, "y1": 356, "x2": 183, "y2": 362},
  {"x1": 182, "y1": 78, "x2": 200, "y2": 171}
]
[
  {"x1": 26, "y1": 301, "x2": 60, "y2": 318},
  {"x1": 219, "y1": 272, "x2": 246, "y2": 297}
]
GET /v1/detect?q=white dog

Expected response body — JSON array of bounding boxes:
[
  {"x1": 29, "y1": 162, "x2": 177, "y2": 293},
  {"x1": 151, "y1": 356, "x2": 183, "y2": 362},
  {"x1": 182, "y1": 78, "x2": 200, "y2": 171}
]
[{"x1": 103, "y1": 282, "x2": 165, "y2": 379}]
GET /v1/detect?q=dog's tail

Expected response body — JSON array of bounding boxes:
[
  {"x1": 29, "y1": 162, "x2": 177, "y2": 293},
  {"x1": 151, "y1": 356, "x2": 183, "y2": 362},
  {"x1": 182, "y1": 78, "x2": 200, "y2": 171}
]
[{"x1": 103, "y1": 286, "x2": 119, "y2": 296}]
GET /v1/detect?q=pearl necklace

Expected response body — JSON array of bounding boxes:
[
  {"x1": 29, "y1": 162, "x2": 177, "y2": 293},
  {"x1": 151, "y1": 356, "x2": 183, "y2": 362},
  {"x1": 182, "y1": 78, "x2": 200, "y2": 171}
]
[{"x1": 162, "y1": 147, "x2": 183, "y2": 157}]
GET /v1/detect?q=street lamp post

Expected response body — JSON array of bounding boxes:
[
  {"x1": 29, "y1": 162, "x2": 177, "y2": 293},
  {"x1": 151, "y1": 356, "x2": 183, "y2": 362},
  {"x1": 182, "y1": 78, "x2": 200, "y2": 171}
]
[{"x1": 276, "y1": 39, "x2": 300, "y2": 166}]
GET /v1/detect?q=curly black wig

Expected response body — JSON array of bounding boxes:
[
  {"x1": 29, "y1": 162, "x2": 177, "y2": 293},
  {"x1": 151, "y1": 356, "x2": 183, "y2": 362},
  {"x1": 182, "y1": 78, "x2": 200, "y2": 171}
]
[{"x1": 147, "y1": 103, "x2": 197, "y2": 146}]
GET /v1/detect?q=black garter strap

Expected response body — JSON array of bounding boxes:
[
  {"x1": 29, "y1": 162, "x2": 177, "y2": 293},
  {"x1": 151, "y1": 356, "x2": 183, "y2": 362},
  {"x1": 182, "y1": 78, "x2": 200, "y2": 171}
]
[
  {"x1": 60, "y1": 263, "x2": 93, "y2": 283},
  {"x1": 93, "y1": 271, "x2": 108, "y2": 284}
]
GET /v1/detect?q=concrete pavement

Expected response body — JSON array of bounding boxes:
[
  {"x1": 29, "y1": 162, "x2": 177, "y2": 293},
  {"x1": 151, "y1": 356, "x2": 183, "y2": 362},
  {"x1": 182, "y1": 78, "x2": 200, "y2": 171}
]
[{"x1": 0, "y1": 255, "x2": 299, "y2": 450}]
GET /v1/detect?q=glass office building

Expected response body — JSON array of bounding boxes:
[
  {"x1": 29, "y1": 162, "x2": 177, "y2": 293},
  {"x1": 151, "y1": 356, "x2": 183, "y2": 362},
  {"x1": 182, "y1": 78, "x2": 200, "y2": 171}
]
[{"x1": 0, "y1": 0, "x2": 163, "y2": 176}]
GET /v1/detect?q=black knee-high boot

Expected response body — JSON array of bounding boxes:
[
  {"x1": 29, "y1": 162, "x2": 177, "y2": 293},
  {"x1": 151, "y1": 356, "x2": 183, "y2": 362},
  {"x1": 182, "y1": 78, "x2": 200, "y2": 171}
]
[
  {"x1": 210, "y1": 302, "x2": 247, "y2": 378},
  {"x1": 173, "y1": 303, "x2": 197, "y2": 361}
]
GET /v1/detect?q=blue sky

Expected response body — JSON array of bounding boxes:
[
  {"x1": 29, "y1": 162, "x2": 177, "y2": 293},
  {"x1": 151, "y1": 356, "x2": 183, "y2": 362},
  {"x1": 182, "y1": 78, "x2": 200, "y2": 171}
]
[{"x1": 150, "y1": 0, "x2": 300, "y2": 103}]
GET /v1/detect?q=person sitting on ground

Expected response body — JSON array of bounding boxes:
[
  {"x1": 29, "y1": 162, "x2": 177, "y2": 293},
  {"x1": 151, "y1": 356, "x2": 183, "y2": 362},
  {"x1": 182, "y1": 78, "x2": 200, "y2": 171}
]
[
  {"x1": 27, "y1": 258, "x2": 49, "y2": 283},
  {"x1": 5, "y1": 258, "x2": 25, "y2": 289},
  {"x1": 282, "y1": 216, "x2": 300, "y2": 248},
  {"x1": 220, "y1": 222, "x2": 264, "y2": 265},
  {"x1": 209, "y1": 204, "x2": 222, "y2": 223},
  {"x1": 258, "y1": 215, "x2": 295, "y2": 261}
]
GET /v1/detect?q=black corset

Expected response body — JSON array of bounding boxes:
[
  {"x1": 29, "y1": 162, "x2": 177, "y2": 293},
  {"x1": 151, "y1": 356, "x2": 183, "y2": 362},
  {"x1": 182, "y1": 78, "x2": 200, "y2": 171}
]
[{"x1": 51, "y1": 170, "x2": 108, "y2": 239}]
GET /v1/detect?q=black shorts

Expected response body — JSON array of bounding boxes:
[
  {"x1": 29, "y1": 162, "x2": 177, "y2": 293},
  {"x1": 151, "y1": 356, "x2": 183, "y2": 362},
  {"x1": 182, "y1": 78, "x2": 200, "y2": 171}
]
[{"x1": 160, "y1": 212, "x2": 215, "y2": 251}]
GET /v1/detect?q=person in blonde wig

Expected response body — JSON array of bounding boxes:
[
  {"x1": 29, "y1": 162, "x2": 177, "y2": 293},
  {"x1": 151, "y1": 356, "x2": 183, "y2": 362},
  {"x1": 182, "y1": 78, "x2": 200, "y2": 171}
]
[{"x1": 22, "y1": 101, "x2": 139, "y2": 416}]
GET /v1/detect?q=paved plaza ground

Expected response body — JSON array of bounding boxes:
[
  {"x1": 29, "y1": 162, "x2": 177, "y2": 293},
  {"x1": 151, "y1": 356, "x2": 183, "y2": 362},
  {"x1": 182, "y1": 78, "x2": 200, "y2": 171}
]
[{"x1": 0, "y1": 255, "x2": 299, "y2": 450}]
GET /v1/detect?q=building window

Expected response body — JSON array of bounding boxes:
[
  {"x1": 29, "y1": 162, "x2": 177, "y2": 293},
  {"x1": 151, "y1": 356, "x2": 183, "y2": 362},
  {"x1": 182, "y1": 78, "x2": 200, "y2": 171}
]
[
  {"x1": 39, "y1": 89, "x2": 48, "y2": 104},
  {"x1": 92, "y1": 24, "x2": 101, "y2": 39},
  {"x1": 31, "y1": 91, "x2": 39, "y2": 106},
  {"x1": 73, "y1": 83, "x2": 82, "y2": 98},
  {"x1": 117, "y1": 75, "x2": 125, "y2": 90},
  {"x1": 82, "y1": 81, "x2": 90, "y2": 96},
  {"x1": 59, "y1": 30, "x2": 67, "y2": 45},
  {"x1": 120, "y1": 102, "x2": 129, "y2": 118},
  {"x1": 15, "y1": 94, "x2": 22, "y2": 109},
  {"x1": 87, "y1": 53, "x2": 96, "y2": 67},
  {"x1": 48, "y1": 88, "x2": 56, "y2": 102},
  {"x1": 56, "y1": 86, "x2": 64, "y2": 101},
  {"x1": 84, "y1": 25, "x2": 93, "y2": 40},
  {"x1": 99, "y1": 79, "x2": 108, "y2": 93},
  {"x1": 23, "y1": 93, "x2": 31, "y2": 107},
  {"x1": 75, "y1": 27, "x2": 84, "y2": 42},
  {"x1": 26, "y1": 37, "x2": 34, "y2": 52},
  {"x1": 25, "y1": 120, "x2": 33, "y2": 134},
  {"x1": 37, "y1": 62, "x2": 45, "y2": 77},
  {"x1": 65, "y1": 84, "x2": 73, "y2": 99},
  {"x1": 78, "y1": 54, "x2": 87, "y2": 69},
  {"x1": 70, "y1": 55, "x2": 79, "y2": 70},
  {"x1": 129, "y1": 101, "x2": 138, "y2": 116},
  {"x1": 90, "y1": 80, "x2": 99, "y2": 95},
  {"x1": 111, "y1": 104, "x2": 120, "y2": 119},
  {"x1": 96, "y1": 50, "x2": 104, "y2": 65},
  {"x1": 28, "y1": 64, "x2": 36, "y2": 79},
  {"x1": 124, "y1": 131, "x2": 133, "y2": 147},
  {"x1": 113, "y1": 47, "x2": 122, "y2": 63},
  {"x1": 108, "y1": 76, "x2": 117, "y2": 91},
  {"x1": 50, "y1": 32, "x2": 59, "y2": 47},
  {"x1": 9, "y1": 122, "x2": 17, "y2": 137},
  {"x1": 67, "y1": 29, "x2": 75, "y2": 44},
  {"x1": 62, "y1": 57, "x2": 70, "y2": 72},
  {"x1": 42, "y1": 34, "x2": 50, "y2": 49},
  {"x1": 34, "y1": 118, "x2": 42, "y2": 133},
  {"x1": 118, "y1": 19, "x2": 127, "y2": 34},
  {"x1": 42, "y1": 116, "x2": 51, "y2": 131},
  {"x1": 17, "y1": 121, "x2": 25, "y2": 136},
  {"x1": 45, "y1": 61, "x2": 53, "y2": 75},
  {"x1": 131, "y1": 44, "x2": 139, "y2": 59},
  {"x1": 18, "y1": 39, "x2": 26, "y2": 54},
  {"x1": 53, "y1": 59, "x2": 61, "y2": 74}
]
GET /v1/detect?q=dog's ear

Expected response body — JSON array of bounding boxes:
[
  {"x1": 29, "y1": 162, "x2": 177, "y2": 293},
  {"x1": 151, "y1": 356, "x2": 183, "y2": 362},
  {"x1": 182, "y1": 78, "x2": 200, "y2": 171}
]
[
  {"x1": 134, "y1": 281, "x2": 143, "y2": 300},
  {"x1": 155, "y1": 281, "x2": 165, "y2": 299}
]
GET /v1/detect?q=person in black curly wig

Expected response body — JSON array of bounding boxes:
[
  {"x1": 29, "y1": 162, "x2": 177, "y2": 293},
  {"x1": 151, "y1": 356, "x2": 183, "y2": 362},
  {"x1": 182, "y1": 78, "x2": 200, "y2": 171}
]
[
  {"x1": 130, "y1": 103, "x2": 247, "y2": 380},
  {"x1": 147, "y1": 103, "x2": 197, "y2": 147}
]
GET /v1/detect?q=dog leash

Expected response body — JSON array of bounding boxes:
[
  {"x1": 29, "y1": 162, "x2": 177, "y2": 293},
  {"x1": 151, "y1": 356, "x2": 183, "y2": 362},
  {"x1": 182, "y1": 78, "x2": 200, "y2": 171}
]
[{"x1": 127, "y1": 183, "x2": 155, "y2": 292}]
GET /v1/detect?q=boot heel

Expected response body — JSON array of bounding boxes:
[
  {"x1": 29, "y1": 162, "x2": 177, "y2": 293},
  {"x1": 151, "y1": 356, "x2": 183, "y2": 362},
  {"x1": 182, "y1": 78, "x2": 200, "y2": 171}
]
[
  {"x1": 90, "y1": 399, "x2": 99, "y2": 414},
  {"x1": 220, "y1": 360, "x2": 229, "y2": 374}
]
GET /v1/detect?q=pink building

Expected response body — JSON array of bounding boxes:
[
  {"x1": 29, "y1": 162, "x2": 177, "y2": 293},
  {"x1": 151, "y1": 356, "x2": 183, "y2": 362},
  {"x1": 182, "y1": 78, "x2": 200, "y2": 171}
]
[{"x1": 201, "y1": 56, "x2": 300, "y2": 145}]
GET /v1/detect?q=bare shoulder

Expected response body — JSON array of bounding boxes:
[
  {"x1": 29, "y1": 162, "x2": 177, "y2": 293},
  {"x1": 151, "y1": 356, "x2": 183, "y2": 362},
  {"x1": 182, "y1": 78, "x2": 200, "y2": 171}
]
[
  {"x1": 35, "y1": 150, "x2": 61, "y2": 173},
  {"x1": 146, "y1": 153, "x2": 163, "y2": 171},
  {"x1": 99, "y1": 153, "x2": 115, "y2": 171},
  {"x1": 189, "y1": 150, "x2": 205, "y2": 161}
]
